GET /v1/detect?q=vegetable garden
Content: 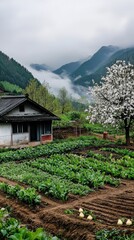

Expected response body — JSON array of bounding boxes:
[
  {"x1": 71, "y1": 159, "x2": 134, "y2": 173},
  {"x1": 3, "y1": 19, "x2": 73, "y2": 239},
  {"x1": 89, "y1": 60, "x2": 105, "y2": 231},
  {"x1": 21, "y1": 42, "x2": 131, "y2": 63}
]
[{"x1": 0, "y1": 136, "x2": 133, "y2": 239}]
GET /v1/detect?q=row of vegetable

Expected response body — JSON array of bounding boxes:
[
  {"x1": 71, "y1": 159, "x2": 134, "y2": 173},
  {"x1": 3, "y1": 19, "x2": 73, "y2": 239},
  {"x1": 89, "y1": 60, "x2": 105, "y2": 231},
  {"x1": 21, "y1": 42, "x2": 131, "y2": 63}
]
[
  {"x1": 27, "y1": 151, "x2": 134, "y2": 182},
  {"x1": 87, "y1": 150, "x2": 134, "y2": 168},
  {"x1": 85, "y1": 157, "x2": 134, "y2": 179},
  {"x1": 0, "y1": 136, "x2": 113, "y2": 163},
  {"x1": 27, "y1": 154, "x2": 120, "y2": 187},
  {"x1": 87, "y1": 149, "x2": 134, "y2": 176},
  {"x1": 101, "y1": 147, "x2": 134, "y2": 158},
  {"x1": 0, "y1": 182, "x2": 41, "y2": 205},
  {"x1": 0, "y1": 162, "x2": 91, "y2": 200}
]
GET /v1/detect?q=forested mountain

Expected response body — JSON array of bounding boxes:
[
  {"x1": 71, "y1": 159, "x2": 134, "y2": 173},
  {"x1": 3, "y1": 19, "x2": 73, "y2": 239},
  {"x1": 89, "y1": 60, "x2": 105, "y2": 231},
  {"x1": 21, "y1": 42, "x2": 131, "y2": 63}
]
[
  {"x1": 53, "y1": 61, "x2": 81, "y2": 76},
  {"x1": 75, "y1": 47, "x2": 134, "y2": 87},
  {"x1": 71, "y1": 45, "x2": 119, "y2": 80},
  {"x1": 0, "y1": 51, "x2": 36, "y2": 89},
  {"x1": 53, "y1": 46, "x2": 118, "y2": 79}
]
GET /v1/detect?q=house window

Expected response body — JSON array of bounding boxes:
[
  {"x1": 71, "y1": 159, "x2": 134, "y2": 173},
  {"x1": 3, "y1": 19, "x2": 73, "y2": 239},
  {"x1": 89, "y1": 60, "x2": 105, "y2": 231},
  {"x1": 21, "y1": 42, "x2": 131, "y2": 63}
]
[
  {"x1": 12, "y1": 123, "x2": 28, "y2": 133},
  {"x1": 18, "y1": 124, "x2": 23, "y2": 133},
  {"x1": 23, "y1": 123, "x2": 28, "y2": 132},
  {"x1": 41, "y1": 123, "x2": 45, "y2": 134},
  {"x1": 45, "y1": 122, "x2": 51, "y2": 134},
  {"x1": 40, "y1": 122, "x2": 51, "y2": 135},
  {"x1": 12, "y1": 124, "x2": 17, "y2": 133},
  {"x1": 19, "y1": 104, "x2": 25, "y2": 112}
]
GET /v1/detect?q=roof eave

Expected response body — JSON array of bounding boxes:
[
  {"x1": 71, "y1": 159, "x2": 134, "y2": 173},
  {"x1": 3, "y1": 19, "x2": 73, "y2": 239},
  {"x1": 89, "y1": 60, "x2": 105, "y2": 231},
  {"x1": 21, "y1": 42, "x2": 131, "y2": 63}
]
[{"x1": 0, "y1": 116, "x2": 60, "y2": 123}]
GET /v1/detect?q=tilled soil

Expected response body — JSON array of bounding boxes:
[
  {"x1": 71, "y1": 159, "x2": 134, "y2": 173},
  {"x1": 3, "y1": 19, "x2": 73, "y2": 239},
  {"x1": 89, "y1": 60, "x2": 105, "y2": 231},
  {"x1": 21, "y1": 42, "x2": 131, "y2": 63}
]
[{"x1": 0, "y1": 177, "x2": 133, "y2": 240}]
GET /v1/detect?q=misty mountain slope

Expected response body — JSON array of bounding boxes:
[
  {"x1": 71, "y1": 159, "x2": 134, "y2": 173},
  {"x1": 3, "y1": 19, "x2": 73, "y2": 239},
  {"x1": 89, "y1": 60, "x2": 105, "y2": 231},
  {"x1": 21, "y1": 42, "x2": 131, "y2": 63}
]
[
  {"x1": 53, "y1": 61, "x2": 82, "y2": 76},
  {"x1": 71, "y1": 45, "x2": 119, "y2": 80},
  {"x1": 0, "y1": 51, "x2": 35, "y2": 89},
  {"x1": 104, "y1": 47, "x2": 134, "y2": 65},
  {"x1": 75, "y1": 47, "x2": 134, "y2": 87},
  {"x1": 30, "y1": 63, "x2": 52, "y2": 71}
]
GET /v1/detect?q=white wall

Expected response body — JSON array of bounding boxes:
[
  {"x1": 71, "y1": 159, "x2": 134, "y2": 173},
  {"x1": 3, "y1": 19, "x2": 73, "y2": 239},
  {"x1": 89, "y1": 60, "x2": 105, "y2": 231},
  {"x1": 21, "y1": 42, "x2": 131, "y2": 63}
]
[
  {"x1": 0, "y1": 123, "x2": 11, "y2": 145},
  {"x1": 12, "y1": 133, "x2": 29, "y2": 145},
  {"x1": 0, "y1": 124, "x2": 29, "y2": 146}
]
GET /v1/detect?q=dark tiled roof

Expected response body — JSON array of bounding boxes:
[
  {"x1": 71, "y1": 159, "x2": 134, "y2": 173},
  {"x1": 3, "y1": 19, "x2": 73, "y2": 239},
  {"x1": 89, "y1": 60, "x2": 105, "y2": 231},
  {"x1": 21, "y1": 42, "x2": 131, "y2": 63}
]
[
  {"x1": 0, "y1": 95, "x2": 60, "y2": 121},
  {"x1": 0, "y1": 95, "x2": 26, "y2": 116}
]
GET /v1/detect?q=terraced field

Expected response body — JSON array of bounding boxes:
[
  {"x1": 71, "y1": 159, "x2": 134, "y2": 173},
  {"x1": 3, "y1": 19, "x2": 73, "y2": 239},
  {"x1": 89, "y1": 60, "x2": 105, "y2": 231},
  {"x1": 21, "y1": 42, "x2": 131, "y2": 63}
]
[{"x1": 0, "y1": 136, "x2": 133, "y2": 239}]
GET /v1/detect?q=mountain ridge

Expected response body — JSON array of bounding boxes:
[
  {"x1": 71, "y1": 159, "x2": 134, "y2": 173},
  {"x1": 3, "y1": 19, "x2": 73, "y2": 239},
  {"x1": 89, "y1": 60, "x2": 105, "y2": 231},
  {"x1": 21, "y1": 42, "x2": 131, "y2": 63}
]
[
  {"x1": 71, "y1": 45, "x2": 119, "y2": 80},
  {"x1": 75, "y1": 47, "x2": 134, "y2": 87},
  {"x1": 53, "y1": 61, "x2": 81, "y2": 76}
]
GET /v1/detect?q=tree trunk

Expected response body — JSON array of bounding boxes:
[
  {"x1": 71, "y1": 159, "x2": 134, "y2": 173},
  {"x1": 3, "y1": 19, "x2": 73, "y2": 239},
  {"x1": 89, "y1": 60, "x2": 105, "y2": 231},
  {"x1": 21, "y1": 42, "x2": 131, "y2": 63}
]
[{"x1": 125, "y1": 126, "x2": 130, "y2": 145}]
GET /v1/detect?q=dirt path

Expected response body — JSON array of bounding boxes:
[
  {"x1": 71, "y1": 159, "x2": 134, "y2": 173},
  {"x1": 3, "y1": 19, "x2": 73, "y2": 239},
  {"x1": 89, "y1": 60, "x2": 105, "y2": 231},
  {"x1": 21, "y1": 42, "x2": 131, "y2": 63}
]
[{"x1": 0, "y1": 177, "x2": 133, "y2": 240}]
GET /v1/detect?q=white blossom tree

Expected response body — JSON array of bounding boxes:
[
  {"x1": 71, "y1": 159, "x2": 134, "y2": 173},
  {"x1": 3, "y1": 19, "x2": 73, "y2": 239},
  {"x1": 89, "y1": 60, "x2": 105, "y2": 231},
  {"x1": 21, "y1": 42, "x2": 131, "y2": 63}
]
[{"x1": 88, "y1": 60, "x2": 134, "y2": 145}]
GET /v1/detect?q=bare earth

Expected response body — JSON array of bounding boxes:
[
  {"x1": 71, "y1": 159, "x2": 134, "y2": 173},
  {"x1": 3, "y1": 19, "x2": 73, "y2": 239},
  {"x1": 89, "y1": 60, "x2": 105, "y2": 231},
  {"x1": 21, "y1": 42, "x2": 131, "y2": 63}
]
[{"x1": 0, "y1": 176, "x2": 133, "y2": 240}]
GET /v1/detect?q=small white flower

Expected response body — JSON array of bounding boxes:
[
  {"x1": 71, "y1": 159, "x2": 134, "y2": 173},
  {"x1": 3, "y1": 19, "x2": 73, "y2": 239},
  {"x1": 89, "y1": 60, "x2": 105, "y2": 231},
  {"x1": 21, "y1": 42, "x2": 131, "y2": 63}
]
[
  {"x1": 79, "y1": 212, "x2": 84, "y2": 218},
  {"x1": 79, "y1": 208, "x2": 83, "y2": 213},
  {"x1": 126, "y1": 219, "x2": 132, "y2": 226},
  {"x1": 87, "y1": 215, "x2": 93, "y2": 220},
  {"x1": 117, "y1": 219, "x2": 123, "y2": 225}
]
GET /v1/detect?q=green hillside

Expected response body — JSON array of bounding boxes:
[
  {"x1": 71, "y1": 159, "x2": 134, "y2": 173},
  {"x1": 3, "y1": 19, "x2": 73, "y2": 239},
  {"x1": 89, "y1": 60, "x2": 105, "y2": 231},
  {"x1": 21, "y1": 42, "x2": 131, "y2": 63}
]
[
  {"x1": 75, "y1": 47, "x2": 134, "y2": 87},
  {"x1": 0, "y1": 81, "x2": 22, "y2": 94},
  {"x1": 0, "y1": 51, "x2": 35, "y2": 89}
]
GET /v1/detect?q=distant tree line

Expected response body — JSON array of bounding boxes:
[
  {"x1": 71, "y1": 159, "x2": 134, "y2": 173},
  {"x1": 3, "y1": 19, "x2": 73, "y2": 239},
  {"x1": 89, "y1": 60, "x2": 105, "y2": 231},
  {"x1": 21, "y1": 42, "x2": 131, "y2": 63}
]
[{"x1": 24, "y1": 79, "x2": 86, "y2": 115}]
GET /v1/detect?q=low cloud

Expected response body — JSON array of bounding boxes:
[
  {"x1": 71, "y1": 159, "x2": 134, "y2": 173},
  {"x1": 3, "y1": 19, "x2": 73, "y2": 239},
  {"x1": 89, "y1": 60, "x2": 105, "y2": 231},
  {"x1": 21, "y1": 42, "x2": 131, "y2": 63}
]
[{"x1": 27, "y1": 66, "x2": 82, "y2": 99}]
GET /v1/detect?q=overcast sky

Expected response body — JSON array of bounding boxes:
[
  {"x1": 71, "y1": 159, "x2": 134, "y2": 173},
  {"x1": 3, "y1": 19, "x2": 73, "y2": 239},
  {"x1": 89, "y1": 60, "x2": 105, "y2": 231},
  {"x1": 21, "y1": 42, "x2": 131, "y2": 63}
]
[
  {"x1": 0, "y1": 0, "x2": 134, "y2": 70},
  {"x1": 1, "y1": 0, "x2": 134, "y2": 96}
]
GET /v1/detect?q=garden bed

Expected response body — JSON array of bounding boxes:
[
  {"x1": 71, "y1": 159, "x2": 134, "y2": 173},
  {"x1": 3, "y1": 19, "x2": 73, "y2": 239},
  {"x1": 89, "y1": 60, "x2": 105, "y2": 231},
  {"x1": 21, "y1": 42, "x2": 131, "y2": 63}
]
[{"x1": 0, "y1": 136, "x2": 133, "y2": 239}]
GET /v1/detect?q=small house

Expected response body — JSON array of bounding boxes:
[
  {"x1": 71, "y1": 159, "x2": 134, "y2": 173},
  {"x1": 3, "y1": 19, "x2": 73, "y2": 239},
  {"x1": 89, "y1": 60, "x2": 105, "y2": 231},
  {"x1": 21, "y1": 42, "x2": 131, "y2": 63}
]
[{"x1": 0, "y1": 95, "x2": 59, "y2": 146}]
